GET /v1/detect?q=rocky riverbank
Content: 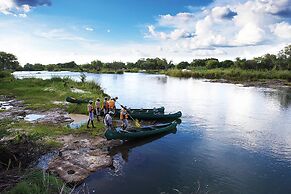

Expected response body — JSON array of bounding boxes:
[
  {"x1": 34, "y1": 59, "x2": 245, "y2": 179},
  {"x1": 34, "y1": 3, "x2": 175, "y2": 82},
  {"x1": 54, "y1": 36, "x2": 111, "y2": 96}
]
[{"x1": 0, "y1": 95, "x2": 118, "y2": 191}]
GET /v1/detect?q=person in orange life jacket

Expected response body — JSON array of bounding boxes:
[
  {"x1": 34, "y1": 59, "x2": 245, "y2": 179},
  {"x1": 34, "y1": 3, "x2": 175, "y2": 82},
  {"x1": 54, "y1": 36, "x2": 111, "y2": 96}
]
[
  {"x1": 120, "y1": 106, "x2": 129, "y2": 130},
  {"x1": 87, "y1": 100, "x2": 95, "y2": 128},
  {"x1": 109, "y1": 96, "x2": 118, "y2": 113},
  {"x1": 103, "y1": 97, "x2": 109, "y2": 115},
  {"x1": 95, "y1": 98, "x2": 101, "y2": 121}
]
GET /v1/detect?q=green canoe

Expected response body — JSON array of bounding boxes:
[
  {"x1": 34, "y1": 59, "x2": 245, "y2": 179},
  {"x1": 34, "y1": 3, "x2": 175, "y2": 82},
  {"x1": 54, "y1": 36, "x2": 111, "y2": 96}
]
[
  {"x1": 123, "y1": 111, "x2": 182, "y2": 121},
  {"x1": 105, "y1": 121, "x2": 177, "y2": 140},
  {"x1": 66, "y1": 96, "x2": 90, "y2": 104},
  {"x1": 115, "y1": 107, "x2": 165, "y2": 114}
]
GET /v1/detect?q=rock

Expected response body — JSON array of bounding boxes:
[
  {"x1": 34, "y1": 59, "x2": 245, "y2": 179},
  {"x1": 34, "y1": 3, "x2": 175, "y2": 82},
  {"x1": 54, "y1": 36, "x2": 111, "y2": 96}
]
[
  {"x1": 49, "y1": 159, "x2": 90, "y2": 184},
  {"x1": 48, "y1": 149, "x2": 112, "y2": 184}
]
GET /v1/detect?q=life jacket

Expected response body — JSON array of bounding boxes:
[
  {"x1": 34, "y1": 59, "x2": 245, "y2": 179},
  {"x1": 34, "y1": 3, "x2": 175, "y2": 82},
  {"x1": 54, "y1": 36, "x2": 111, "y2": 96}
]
[
  {"x1": 120, "y1": 109, "x2": 128, "y2": 120},
  {"x1": 109, "y1": 99, "x2": 115, "y2": 109},
  {"x1": 103, "y1": 100, "x2": 109, "y2": 109}
]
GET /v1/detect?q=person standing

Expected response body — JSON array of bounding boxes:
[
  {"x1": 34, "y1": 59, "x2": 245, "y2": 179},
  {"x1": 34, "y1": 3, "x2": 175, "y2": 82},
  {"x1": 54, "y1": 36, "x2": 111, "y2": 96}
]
[
  {"x1": 95, "y1": 98, "x2": 101, "y2": 121},
  {"x1": 103, "y1": 97, "x2": 109, "y2": 115},
  {"x1": 87, "y1": 100, "x2": 95, "y2": 128},
  {"x1": 120, "y1": 106, "x2": 129, "y2": 130},
  {"x1": 104, "y1": 111, "x2": 114, "y2": 130},
  {"x1": 108, "y1": 96, "x2": 118, "y2": 113}
]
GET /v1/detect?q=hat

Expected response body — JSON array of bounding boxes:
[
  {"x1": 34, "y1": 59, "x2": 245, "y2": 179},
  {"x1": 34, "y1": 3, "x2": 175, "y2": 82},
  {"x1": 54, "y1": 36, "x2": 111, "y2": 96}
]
[{"x1": 89, "y1": 100, "x2": 93, "y2": 103}]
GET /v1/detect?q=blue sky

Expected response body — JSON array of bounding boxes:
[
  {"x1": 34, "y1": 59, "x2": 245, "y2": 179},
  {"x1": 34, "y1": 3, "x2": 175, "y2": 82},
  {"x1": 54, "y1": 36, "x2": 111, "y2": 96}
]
[{"x1": 0, "y1": 0, "x2": 290, "y2": 64}]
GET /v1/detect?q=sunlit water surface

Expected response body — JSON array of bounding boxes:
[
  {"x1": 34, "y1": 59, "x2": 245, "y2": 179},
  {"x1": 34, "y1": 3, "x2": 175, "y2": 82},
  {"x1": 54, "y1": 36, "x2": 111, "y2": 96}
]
[{"x1": 13, "y1": 71, "x2": 291, "y2": 194}]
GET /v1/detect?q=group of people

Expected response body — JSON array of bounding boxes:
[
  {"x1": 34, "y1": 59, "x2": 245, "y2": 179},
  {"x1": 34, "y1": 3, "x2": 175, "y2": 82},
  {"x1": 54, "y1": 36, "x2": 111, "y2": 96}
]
[{"x1": 87, "y1": 96, "x2": 129, "y2": 131}]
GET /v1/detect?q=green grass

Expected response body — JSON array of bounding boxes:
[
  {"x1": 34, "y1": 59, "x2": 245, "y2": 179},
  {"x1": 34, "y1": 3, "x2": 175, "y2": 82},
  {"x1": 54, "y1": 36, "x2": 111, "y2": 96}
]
[
  {"x1": 0, "y1": 119, "x2": 12, "y2": 139},
  {"x1": 5, "y1": 170, "x2": 71, "y2": 194},
  {"x1": 11, "y1": 121, "x2": 105, "y2": 141},
  {"x1": 165, "y1": 68, "x2": 291, "y2": 81},
  {"x1": 0, "y1": 74, "x2": 106, "y2": 113}
]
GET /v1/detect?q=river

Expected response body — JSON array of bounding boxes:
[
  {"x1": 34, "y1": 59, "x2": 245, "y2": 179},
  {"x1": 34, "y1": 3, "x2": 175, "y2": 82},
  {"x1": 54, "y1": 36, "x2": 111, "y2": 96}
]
[{"x1": 13, "y1": 71, "x2": 291, "y2": 194}]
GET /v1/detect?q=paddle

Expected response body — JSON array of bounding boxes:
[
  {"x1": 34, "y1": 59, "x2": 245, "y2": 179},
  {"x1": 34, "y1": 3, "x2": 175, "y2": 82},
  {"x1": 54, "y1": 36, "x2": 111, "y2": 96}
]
[{"x1": 115, "y1": 101, "x2": 141, "y2": 128}]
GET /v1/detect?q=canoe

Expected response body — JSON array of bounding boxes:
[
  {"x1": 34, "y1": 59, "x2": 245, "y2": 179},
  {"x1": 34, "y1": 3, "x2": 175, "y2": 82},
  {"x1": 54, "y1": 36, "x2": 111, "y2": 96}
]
[
  {"x1": 66, "y1": 96, "x2": 90, "y2": 104},
  {"x1": 115, "y1": 107, "x2": 165, "y2": 114},
  {"x1": 124, "y1": 111, "x2": 182, "y2": 121},
  {"x1": 105, "y1": 121, "x2": 177, "y2": 140}
]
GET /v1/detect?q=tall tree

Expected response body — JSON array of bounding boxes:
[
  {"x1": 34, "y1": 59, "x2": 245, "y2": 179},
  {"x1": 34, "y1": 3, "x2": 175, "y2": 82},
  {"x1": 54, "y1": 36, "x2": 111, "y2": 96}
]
[{"x1": 0, "y1": 51, "x2": 21, "y2": 70}]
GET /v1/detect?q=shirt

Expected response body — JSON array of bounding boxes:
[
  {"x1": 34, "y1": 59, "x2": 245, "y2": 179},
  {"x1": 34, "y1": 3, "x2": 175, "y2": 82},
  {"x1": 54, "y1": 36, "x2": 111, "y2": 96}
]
[{"x1": 104, "y1": 114, "x2": 112, "y2": 126}]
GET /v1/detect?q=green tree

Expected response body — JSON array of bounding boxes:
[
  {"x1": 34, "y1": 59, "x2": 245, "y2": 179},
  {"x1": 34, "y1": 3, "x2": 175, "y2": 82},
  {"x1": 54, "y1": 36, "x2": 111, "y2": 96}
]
[
  {"x1": 177, "y1": 61, "x2": 190, "y2": 69},
  {"x1": 23, "y1": 63, "x2": 34, "y2": 71},
  {"x1": 0, "y1": 51, "x2": 21, "y2": 70},
  {"x1": 91, "y1": 60, "x2": 103, "y2": 71},
  {"x1": 277, "y1": 45, "x2": 291, "y2": 70},
  {"x1": 206, "y1": 59, "x2": 219, "y2": 69},
  {"x1": 190, "y1": 59, "x2": 206, "y2": 67},
  {"x1": 219, "y1": 60, "x2": 234, "y2": 68}
]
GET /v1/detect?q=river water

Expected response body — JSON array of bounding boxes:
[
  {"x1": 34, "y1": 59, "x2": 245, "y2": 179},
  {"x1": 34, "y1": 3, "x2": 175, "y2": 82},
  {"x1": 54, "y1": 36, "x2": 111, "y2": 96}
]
[{"x1": 13, "y1": 71, "x2": 291, "y2": 194}]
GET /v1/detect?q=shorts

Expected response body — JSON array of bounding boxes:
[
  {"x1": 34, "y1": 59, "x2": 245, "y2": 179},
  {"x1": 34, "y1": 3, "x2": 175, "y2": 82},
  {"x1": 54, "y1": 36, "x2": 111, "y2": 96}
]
[
  {"x1": 89, "y1": 112, "x2": 94, "y2": 120},
  {"x1": 96, "y1": 108, "x2": 101, "y2": 116},
  {"x1": 122, "y1": 119, "x2": 128, "y2": 129}
]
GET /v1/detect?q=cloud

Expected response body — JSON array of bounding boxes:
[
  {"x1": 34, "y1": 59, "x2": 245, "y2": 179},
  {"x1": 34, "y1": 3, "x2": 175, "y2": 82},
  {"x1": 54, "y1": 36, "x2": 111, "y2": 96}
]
[
  {"x1": 211, "y1": 6, "x2": 237, "y2": 19},
  {"x1": 85, "y1": 27, "x2": 94, "y2": 31},
  {"x1": 35, "y1": 28, "x2": 88, "y2": 42},
  {"x1": 146, "y1": 0, "x2": 291, "y2": 52},
  {"x1": 235, "y1": 23, "x2": 265, "y2": 45},
  {"x1": 271, "y1": 22, "x2": 291, "y2": 39},
  {"x1": 0, "y1": 0, "x2": 51, "y2": 16}
]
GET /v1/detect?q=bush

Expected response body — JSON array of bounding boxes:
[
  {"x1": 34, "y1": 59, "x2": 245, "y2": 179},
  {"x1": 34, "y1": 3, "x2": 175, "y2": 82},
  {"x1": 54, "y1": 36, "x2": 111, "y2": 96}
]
[
  {"x1": 7, "y1": 170, "x2": 71, "y2": 194},
  {"x1": 0, "y1": 71, "x2": 12, "y2": 79}
]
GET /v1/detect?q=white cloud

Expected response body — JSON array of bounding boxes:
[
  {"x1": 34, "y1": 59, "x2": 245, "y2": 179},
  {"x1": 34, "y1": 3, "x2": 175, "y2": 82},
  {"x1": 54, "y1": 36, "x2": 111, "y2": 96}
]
[
  {"x1": 22, "y1": 4, "x2": 31, "y2": 13},
  {"x1": 235, "y1": 23, "x2": 265, "y2": 45},
  {"x1": 0, "y1": 0, "x2": 15, "y2": 15},
  {"x1": 271, "y1": 22, "x2": 291, "y2": 39},
  {"x1": 0, "y1": 0, "x2": 50, "y2": 17},
  {"x1": 18, "y1": 13, "x2": 27, "y2": 18},
  {"x1": 85, "y1": 27, "x2": 94, "y2": 31},
  {"x1": 35, "y1": 28, "x2": 89, "y2": 42},
  {"x1": 145, "y1": 0, "x2": 291, "y2": 55}
]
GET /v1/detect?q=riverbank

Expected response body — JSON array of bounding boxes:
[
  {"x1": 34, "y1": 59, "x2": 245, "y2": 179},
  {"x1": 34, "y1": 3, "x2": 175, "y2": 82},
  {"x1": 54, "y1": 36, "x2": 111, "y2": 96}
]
[
  {"x1": 164, "y1": 68, "x2": 291, "y2": 88},
  {"x1": 0, "y1": 72, "x2": 119, "y2": 193}
]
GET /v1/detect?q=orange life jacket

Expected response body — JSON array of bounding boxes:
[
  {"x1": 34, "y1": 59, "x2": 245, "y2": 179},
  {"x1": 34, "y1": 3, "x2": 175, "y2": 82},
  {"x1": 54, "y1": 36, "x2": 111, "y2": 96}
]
[
  {"x1": 109, "y1": 99, "x2": 115, "y2": 109},
  {"x1": 120, "y1": 109, "x2": 128, "y2": 120}
]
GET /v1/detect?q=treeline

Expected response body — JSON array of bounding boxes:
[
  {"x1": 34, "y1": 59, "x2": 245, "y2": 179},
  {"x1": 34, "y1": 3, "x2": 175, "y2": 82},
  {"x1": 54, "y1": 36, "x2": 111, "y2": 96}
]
[
  {"x1": 176, "y1": 45, "x2": 290, "y2": 71},
  {"x1": 0, "y1": 45, "x2": 290, "y2": 72}
]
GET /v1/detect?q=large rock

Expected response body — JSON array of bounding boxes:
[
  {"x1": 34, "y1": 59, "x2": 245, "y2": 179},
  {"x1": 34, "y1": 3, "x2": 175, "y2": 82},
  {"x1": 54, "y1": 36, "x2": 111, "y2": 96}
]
[{"x1": 47, "y1": 135, "x2": 118, "y2": 184}]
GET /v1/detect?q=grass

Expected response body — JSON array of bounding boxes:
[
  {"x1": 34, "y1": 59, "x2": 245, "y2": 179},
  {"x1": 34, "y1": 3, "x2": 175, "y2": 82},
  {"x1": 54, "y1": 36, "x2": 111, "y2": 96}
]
[
  {"x1": 165, "y1": 68, "x2": 291, "y2": 81},
  {"x1": 0, "y1": 74, "x2": 107, "y2": 113},
  {"x1": 5, "y1": 169, "x2": 71, "y2": 194},
  {"x1": 0, "y1": 119, "x2": 12, "y2": 139},
  {"x1": 9, "y1": 120, "x2": 105, "y2": 142}
]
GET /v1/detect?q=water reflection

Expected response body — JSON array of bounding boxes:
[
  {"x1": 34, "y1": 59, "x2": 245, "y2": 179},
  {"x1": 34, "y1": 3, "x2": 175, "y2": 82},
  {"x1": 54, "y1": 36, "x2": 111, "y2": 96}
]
[
  {"x1": 109, "y1": 130, "x2": 177, "y2": 162},
  {"x1": 261, "y1": 88, "x2": 291, "y2": 108}
]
